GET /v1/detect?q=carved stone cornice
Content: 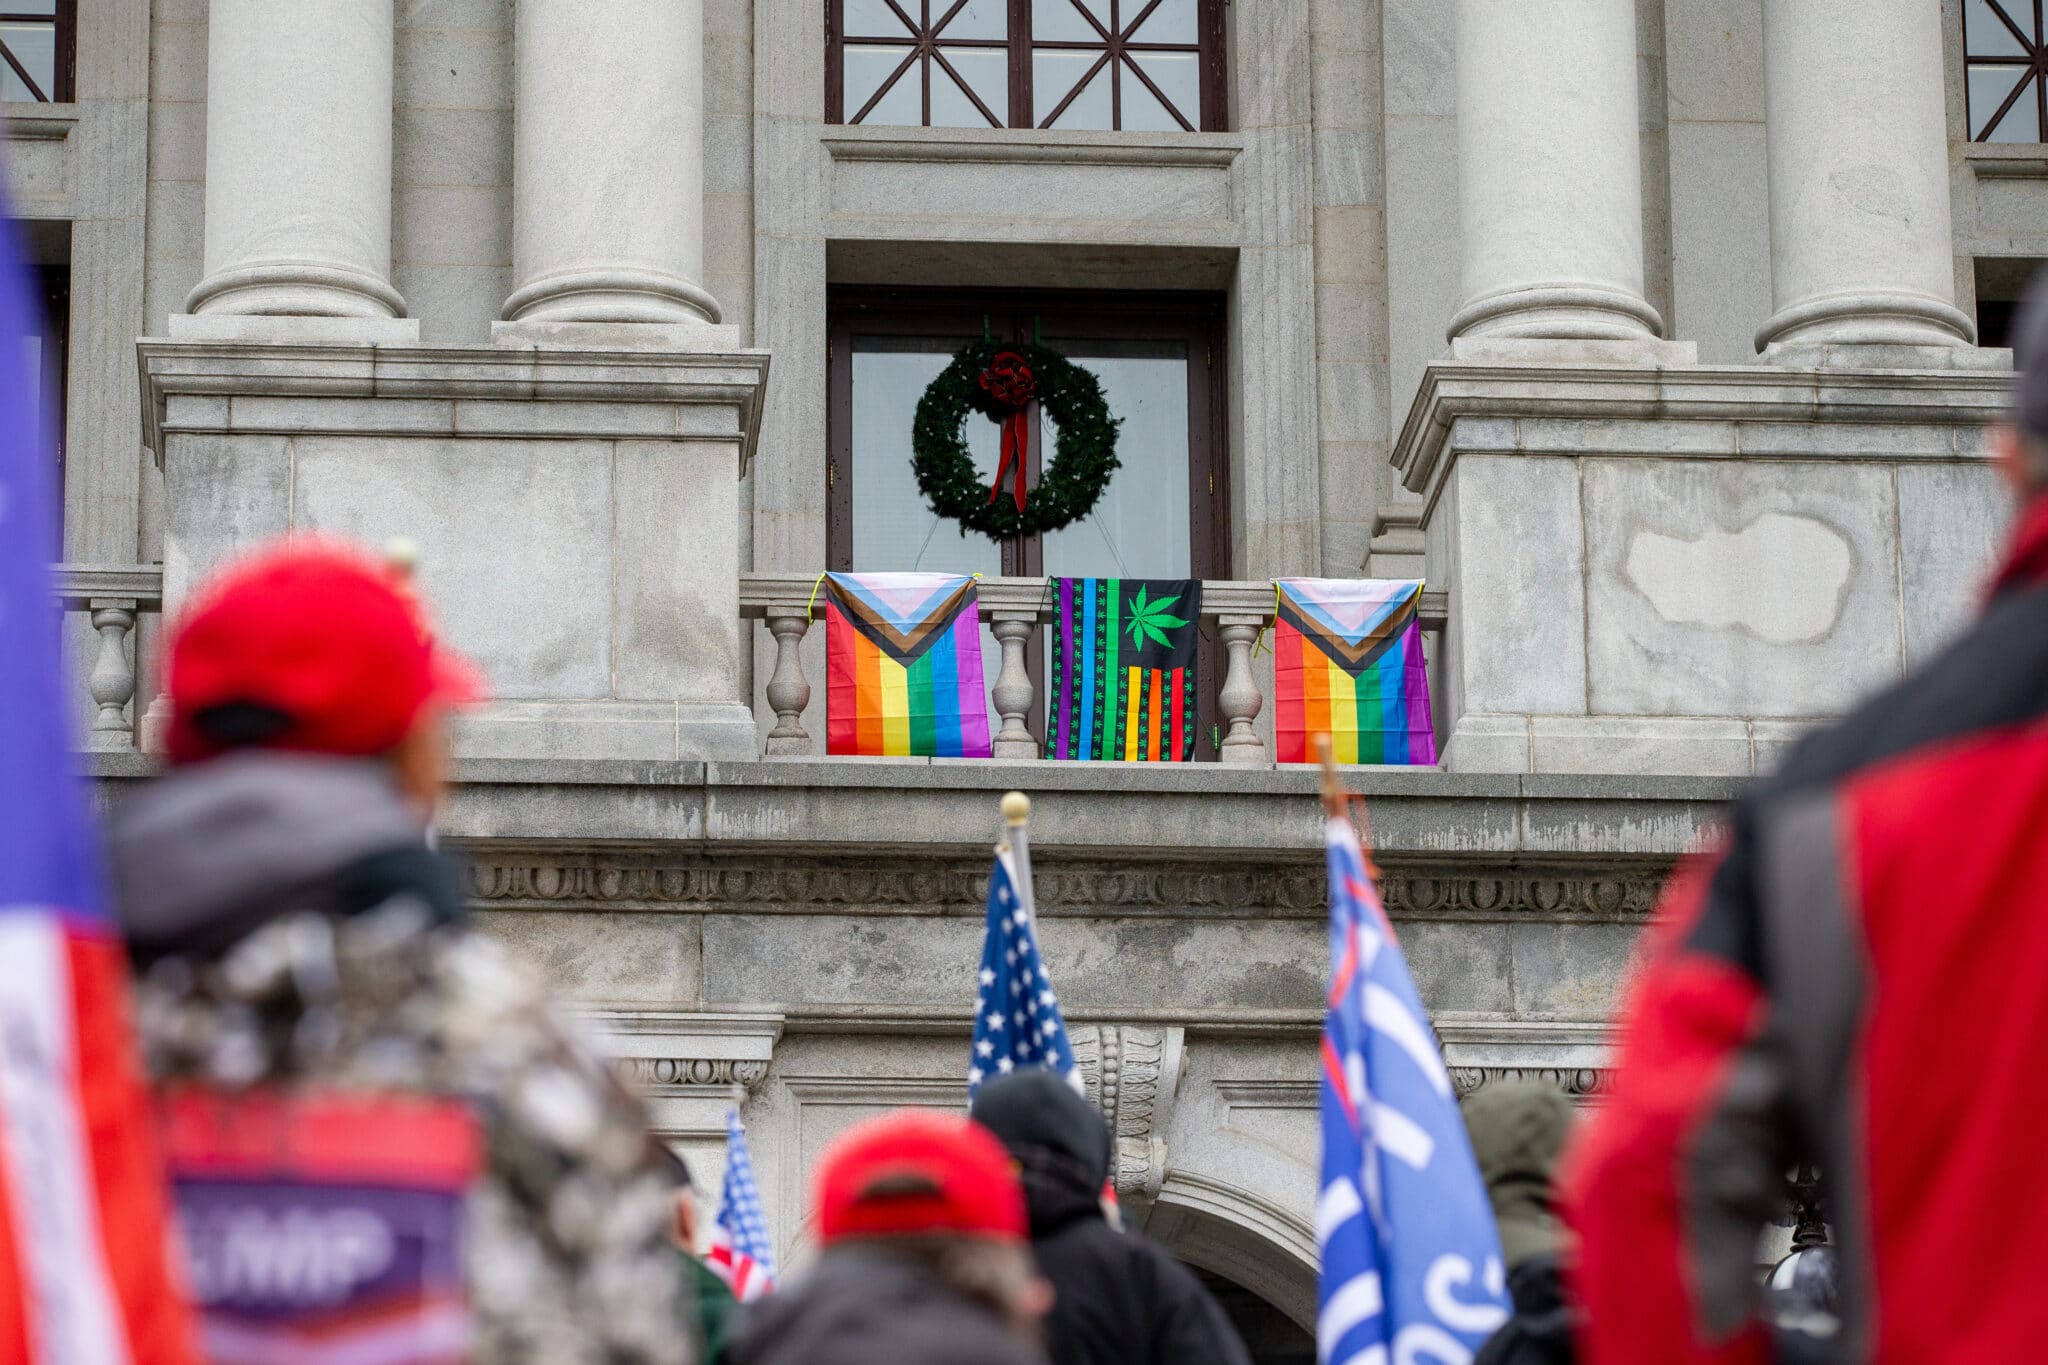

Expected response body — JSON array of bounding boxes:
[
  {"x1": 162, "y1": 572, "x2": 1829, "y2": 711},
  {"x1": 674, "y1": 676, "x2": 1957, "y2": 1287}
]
[
  {"x1": 615, "y1": 1058, "x2": 769, "y2": 1091},
  {"x1": 1448, "y1": 1066, "x2": 1607, "y2": 1100},
  {"x1": 464, "y1": 851, "x2": 1670, "y2": 923}
]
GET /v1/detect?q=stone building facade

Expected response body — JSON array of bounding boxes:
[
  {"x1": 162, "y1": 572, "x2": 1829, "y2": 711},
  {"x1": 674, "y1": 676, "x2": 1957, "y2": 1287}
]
[{"x1": 5, "y1": 0, "x2": 2036, "y2": 1354}]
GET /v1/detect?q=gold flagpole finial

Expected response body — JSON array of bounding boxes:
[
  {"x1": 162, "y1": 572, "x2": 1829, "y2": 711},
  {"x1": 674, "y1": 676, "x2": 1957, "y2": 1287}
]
[
  {"x1": 384, "y1": 536, "x2": 421, "y2": 580},
  {"x1": 1001, "y1": 791, "x2": 1032, "y2": 827}
]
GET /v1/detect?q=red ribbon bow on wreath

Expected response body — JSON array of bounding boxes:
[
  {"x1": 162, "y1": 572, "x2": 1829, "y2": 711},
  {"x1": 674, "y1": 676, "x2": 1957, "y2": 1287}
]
[{"x1": 978, "y1": 351, "x2": 1037, "y2": 512}]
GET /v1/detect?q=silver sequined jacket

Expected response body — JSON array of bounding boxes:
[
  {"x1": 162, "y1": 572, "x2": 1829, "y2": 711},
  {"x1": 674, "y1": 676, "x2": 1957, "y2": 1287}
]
[{"x1": 110, "y1": 753, "x2": 692, "y2": 1365}]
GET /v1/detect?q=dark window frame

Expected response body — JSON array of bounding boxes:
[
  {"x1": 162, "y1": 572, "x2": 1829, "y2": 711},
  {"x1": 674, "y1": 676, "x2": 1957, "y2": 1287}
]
[
  {"x1": 0, "y1": 1, "x2": 78, "y2": 104},
  {"x1": 825, "y1": 0, "x2": 1228, "y2": 132},
  {"x1": 35, "y1": 264, "x2": 68, "y2": 538},
  {"x1": 1963, "y1": 0, "x2": 2047, "y2": 142},
  {"x1": 826, "y1": 285, "x2": 1232, "y2": 754}
]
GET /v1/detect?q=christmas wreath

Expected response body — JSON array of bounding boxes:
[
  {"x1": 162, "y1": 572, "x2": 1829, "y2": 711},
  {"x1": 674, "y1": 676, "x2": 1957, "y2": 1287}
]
[{"x1": 911, "y1": 339, "x2": 1121, "y2": 541}]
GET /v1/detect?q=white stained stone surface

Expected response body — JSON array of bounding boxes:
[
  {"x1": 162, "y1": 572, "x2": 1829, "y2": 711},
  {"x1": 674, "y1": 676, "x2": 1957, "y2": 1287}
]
[
  {"x1": 504, "y1": 0, "x2": 718, "y2": 324},
  {"x1": 1583, "y1": 457, "x2": 1906, "y2": 718},
  {"x1": 1754, "y1": 0, "x2": 1973, "y2": 353},
  {"x1": 1446, "y1": 455, "x2": 1588, "y2": 717},
  {"x1": 1896, "y1": 462, "x2": 2012, "y2": 664},
  {"x1": 186, "y1": 0, "x2": 405, "y2": 319},
  {"x1": 1450, "y1": 0, "x2": 1660, "y2": 341}
]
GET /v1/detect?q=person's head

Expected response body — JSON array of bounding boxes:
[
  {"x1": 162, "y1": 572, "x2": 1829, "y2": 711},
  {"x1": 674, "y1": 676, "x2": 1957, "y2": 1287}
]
[
  {"x1": 164, "y1": 537, "x2": 482, "y2": 818},
  {"x1": 1460, "y1": 1080, "x2": 1577, "y2": 1270},
  {"x1": 650, "y1": 1139, "x2": 701, "y2": 1252},
  {"x1": 968, "y1": 1066, "x2": 1113, "y2": 1198},
  {"x1": 1998, "y1": 274, "x2": 2048, "y2": 500},
  {"x1": 813, "y1": 1109, "x2": 1051, "y2": 1336}
]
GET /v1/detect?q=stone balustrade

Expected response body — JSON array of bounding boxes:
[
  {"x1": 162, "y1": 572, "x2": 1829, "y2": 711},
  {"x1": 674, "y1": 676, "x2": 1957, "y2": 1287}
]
[
  {"x1": 53, "y1": 564, "x2": 163, "y2": 750},
  {"x1": 741, "y1": 576, "x2": 1448, "y2": 765}
]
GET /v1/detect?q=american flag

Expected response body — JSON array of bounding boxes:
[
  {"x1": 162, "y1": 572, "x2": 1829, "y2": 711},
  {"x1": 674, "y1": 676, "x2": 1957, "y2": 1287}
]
[
  {"x1": 967, "y1": 847, "x2": 1081, "y2": 1098},
  {"x1": 707, "y1": 1109, "x2": 777, "y2": 1303},
  {"x1": 0, "y1": 171, "x2": 197, "y2": 1361},
  {"x1": 1317, "y1": 813, "x2": 1508, "y2": 1364}
]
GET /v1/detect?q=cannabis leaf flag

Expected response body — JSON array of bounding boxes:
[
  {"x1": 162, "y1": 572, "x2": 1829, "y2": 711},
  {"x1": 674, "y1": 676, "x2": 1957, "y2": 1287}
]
[{"x1": 1047, "y1": 578, "x2": 1200, "y2": 762}]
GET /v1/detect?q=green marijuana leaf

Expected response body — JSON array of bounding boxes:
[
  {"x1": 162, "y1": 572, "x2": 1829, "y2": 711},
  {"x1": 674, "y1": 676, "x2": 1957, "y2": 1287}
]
[{"x1": 1124, "y1": 586, "x2": 1189, "y2": 650}]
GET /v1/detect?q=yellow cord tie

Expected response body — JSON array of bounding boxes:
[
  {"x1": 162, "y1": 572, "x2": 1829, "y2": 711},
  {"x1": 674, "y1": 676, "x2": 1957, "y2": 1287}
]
[
  {"x1": 1251, "y1": 581, "x2": 1281, "y2": 658},
  {"x1": 804, "y1": 572, "x2": 828, "y2": 622}
]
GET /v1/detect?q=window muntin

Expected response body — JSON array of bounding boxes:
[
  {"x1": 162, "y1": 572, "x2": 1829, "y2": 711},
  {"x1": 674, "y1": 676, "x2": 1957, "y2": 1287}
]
[
  {"x1": 829, "y1": 0, "x2": 1224, "y2": 132},
  {"x1": 0, "y1": 0, "x2": 75, "y2": 104},
  {"x1": 1964, "y1": 0, "x2": 2047, "y2": 142}
]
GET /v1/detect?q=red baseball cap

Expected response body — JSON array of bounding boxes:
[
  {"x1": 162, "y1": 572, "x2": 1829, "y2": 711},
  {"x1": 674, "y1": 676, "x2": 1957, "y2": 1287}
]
[
  {"x1": 165, "y1": 537, "x2": 485, "y2": 765},
  {"x1": 814, "y1": 1110, "x2": 1027, "y2": 1246}
]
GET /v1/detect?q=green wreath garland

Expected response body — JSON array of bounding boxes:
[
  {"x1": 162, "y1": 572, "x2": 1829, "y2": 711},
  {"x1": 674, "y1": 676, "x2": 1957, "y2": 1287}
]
[{"x1": 911, "y1": 340, "x2": 1122, "y2": 542}]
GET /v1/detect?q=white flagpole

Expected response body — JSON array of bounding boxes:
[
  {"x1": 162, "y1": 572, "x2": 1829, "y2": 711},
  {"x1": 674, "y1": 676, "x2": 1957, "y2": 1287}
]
[{"x1": 1001, "y1": 790, "x2": 1036, "y2": 916}]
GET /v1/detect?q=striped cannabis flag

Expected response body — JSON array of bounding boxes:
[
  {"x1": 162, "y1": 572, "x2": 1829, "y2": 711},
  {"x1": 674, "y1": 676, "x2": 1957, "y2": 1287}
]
[{"x1": 1046, "y1": 578, "x2": 1200, "y2": 762}]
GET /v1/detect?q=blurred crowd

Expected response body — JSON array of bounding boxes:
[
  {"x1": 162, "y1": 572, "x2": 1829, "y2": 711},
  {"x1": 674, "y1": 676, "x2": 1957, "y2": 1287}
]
[{"x1": 44, "y1": 276, "x2": 2048, "y2": 1365}]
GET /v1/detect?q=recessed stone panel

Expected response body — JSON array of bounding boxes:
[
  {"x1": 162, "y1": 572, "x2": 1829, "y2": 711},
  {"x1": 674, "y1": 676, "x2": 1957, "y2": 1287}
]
[
  {"x1": 291, "y1": 434, "x2": 615, "y2": 701},
  {"x1": 1584, "y1": 457, "x2": 1903, "y2": 716}
]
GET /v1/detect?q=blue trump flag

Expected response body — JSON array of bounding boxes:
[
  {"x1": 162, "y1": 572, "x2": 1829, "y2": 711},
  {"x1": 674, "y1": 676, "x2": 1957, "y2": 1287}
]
[{"x1": 1317, "y1": 814, "x2": 1509, "y2": 1364}]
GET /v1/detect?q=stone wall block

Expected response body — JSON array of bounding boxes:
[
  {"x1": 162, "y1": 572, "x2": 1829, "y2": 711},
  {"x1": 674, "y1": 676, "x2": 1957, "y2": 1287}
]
[
  {"x1": 1582, "y1": 456, "x2": 1905, "y2": 716},
  {"x1": 1450, "y1": 455, "x2": 1589, "y2": 715},
  {"x1": 291, "y1": 434, "x2": 616, "y2": 701},
  {"x1": 1896, "y1": 462, "x2": 2010, "y2": 664}
]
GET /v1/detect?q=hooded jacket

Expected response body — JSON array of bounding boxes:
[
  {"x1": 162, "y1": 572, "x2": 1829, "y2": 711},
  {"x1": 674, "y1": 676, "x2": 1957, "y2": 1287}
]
[
  {"x1": 969, "y1": 1068, "x2": 1252, "y2": 1365},
  {"x1": 1564, "y1": 495, "x2": 2048, "y2": 1364},
  {"x1": 1014, "y1": 1154, "x2": 1253, "y2": 1365},
  {"x1": 109, "y1": 752, "x2": 692, "y2": 1365},
  {"x1": 727, "y1": 1247, "x2": 1046, "y2": 1365}
]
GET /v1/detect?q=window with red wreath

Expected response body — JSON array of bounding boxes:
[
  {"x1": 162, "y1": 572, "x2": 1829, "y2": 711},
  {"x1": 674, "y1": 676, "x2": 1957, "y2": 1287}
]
[{"x1": 826, "y1": 288, "x2": 1230, "y2": 750}]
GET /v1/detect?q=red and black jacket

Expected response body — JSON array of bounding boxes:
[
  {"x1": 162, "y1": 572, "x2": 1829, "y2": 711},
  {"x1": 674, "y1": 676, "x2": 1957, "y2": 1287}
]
[{"x1": 1561, "y1": 495, "x2": 2048, "y2": 1364}]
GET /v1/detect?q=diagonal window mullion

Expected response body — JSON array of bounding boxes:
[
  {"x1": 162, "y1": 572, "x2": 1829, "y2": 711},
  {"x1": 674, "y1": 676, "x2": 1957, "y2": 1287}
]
[
  {"x1": 850, "y1": 44, "x2": 923, "y2": 123},
  {"x1": 0, "y1": 37, "x2": 49, "y2": 102},
  {"x1": 1987, "y1": 0, "x2": 2038, "y2": 53},
  {"x1": 931, "y1": 46, "x2": 1004, "y2": 127},
  {"x1": 878, "y1": 0, "x2": 923, "y2": 38},
  {"x1": 931, "y1": 0, "x2": 972, "y2": 36},
  {"x1": 1983, "y1": 65, "x2": 2038, "y2": 138},
  {"x1": 1062, "y1": 0, "x2": 1114, "y2": 43},
  {"x1": 1121, "y1": 51, "x2": 1194, "y2": 130},
  {"x1": 1037, "y1": 49, "x2": 1111, "y2": 128},
  {"x1": 1120, "y1": 0, "x2": 1165, "y2": 39},
  {"x1": 1982, "y1": 66, "x2": 2031, "y2": 137}
]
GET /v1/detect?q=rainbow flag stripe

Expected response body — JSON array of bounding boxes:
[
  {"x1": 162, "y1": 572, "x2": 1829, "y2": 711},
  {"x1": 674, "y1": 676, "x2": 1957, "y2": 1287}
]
[
  {"x1": 824, "y1": 572, "x2": 991, "y2": 757},
  {"x1": 1274, "y1": 578, "x2": 1436, "y2": 766}
]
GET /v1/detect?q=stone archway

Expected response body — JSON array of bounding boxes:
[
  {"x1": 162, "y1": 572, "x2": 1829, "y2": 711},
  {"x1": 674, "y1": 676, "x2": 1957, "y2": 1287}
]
[{"x1": 1141, "y1": 1176, "x2": 1320, "y2": 1360}]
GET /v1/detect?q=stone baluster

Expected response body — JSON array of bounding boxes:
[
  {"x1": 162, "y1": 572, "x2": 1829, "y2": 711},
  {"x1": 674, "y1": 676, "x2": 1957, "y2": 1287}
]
[
  {"x1": 86, "y1": 599, "x2": 138, "y2": 740},
  {"x1": 989, "y1": 614, "x2": 1040, "y2": 760},
  {"x1": 762, "y1": 608, "x2": 813, "y2": 756},
  {"x1": 1217, "y1": 615, "x2": 1268, "y2": 766}
]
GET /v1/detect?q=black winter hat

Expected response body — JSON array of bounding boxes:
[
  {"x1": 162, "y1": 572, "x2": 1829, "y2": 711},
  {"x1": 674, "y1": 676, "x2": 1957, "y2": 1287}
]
[{"x1": 969, "y1": 1067, "x2": 1113, "y2": 1189}]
